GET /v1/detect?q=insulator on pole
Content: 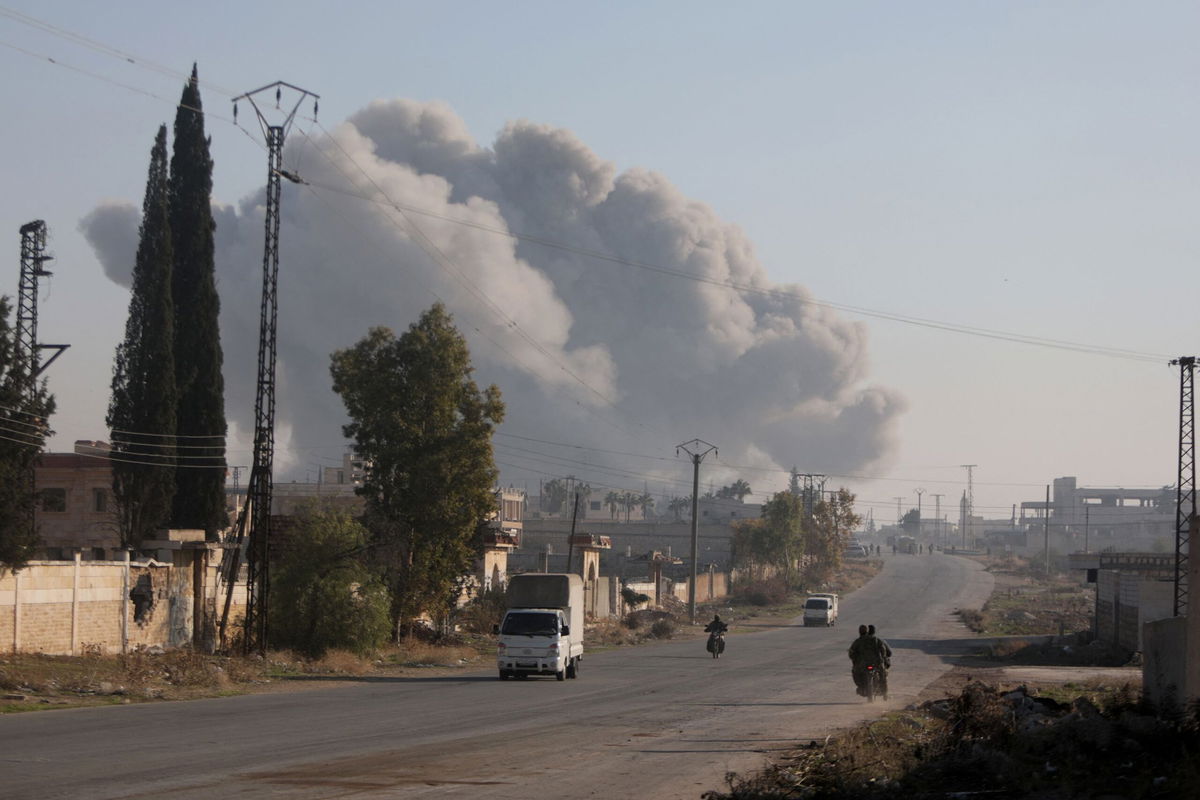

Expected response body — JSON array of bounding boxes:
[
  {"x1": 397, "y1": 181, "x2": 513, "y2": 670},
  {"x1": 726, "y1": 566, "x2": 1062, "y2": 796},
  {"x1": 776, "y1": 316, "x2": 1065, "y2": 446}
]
[
  {"x1": 313, "y1": 99, "x2": 318, "y2": 119},
  {"x1": 233, "y1": 103, "x2": 237, "y2": 123}
]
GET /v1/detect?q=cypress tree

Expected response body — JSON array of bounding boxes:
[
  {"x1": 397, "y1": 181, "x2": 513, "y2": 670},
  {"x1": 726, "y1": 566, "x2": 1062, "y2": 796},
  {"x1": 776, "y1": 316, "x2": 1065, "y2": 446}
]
[
  {"x1": 169, "y1": 64, "x2": 227, "y2": 533},
  {"x1": 0, "y1": 295, "x2": 55, "y2": 571},
  {"x1": 109, "y1": 125, "x2": 177, "y2": 550}
]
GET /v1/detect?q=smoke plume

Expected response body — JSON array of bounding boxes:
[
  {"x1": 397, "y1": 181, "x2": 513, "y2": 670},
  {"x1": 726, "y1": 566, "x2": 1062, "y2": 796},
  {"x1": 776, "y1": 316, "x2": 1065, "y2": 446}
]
[{"x1": 82, "y1": 98, "x2": 904, "y2": 496}]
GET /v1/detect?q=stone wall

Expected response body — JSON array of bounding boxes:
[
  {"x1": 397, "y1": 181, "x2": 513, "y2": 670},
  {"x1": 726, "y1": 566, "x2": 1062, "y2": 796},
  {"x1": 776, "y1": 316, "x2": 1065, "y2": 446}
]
[{"x1": 0, "y1": 552, "x2": 246, "y2": 655}]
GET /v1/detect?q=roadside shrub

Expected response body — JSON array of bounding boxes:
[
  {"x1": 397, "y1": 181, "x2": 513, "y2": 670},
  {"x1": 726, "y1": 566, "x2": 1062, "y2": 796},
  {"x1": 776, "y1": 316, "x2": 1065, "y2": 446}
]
[
  {"x1": 269, "y1": 507, "x2": 392, "y2": 658},
  {"x1": 957, "y1": 608, "x2": 984, "y2": 632},
  {"x1": 456, "y1": 584, "x2": 508, "y2": 634},
  {"x1": 621, "y1": 587, "x2": 650, "y2": 609},
  {"x1": 732, "y1": 577, "x2": 789, "y2": 607},
  {"x1": 650, "y1": 619, "x2": 675, "y2": 639}
]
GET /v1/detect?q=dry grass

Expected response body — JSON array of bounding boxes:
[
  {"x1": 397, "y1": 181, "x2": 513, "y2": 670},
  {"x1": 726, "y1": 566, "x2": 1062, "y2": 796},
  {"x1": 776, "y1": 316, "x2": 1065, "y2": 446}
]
[{"x1": 0, "y1": 648, "x2": 272, "y2": 711}]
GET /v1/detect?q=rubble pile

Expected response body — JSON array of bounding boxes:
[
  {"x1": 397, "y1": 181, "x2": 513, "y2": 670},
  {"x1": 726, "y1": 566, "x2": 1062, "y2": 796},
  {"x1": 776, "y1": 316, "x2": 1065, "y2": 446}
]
[{"x1": 704, "y1": 681, "x2": 1199, "y2": 800}]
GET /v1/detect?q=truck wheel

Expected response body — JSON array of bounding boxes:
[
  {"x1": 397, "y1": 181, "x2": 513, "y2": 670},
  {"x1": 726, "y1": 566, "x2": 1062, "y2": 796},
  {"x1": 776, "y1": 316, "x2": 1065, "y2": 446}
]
[
  {"x1": 566, "y1": 658, "x2": 578, "y2": 679},
  {"x1": 556, "y1": 669, "x2": 566, "y2": 681},
  {"x1": 499, "y1": 670, "x2": 510, "y2": 681}
]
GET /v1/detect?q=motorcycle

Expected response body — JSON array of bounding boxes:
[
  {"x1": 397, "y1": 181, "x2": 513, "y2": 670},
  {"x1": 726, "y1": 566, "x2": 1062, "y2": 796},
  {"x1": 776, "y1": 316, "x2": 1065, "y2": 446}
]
[
  {"x1": 864, "y1": 663, "x2": 888, "y2": 701},
  {"x1": 706, "y1": 630, "x2": 726, "y2": 659}
]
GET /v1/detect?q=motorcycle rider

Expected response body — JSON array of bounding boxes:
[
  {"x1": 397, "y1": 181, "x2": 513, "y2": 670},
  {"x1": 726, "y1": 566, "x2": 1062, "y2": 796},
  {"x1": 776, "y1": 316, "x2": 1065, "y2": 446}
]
[
  {"x1": 704, "y1": 614, "x2": 728, "y2": 654},
  {"x1": 868, "y1": 624, "x2": 892, "y2": 669},
  {"x1": 848, "y1": 624, "x2": 889, "y2": 696},
  {"x1": 848, "y1": 624, "x2": 871, "y2": 695}
]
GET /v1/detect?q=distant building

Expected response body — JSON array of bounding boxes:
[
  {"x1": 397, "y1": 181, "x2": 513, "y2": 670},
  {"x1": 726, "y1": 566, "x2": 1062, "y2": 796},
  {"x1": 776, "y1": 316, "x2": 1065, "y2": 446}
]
[
  {"x1": 697, "y1": 496, "x2": 757, "y2": 522},
  {"x1": 34, "y1": 444, "x2": 118, "y2": 560},
  {"x1": 1019, "y1": 476, "x2": 1173, "y2": 551},
  {"x1": 477, "y1": 487, "x2": 525, "y2": 591}
]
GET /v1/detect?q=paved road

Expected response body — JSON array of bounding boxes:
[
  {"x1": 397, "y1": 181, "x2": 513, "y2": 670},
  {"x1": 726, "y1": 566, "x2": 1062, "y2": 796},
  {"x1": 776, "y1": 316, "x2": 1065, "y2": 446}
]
[{"x1": 0, "y1": 553, "x2": 993, "y2": 799}]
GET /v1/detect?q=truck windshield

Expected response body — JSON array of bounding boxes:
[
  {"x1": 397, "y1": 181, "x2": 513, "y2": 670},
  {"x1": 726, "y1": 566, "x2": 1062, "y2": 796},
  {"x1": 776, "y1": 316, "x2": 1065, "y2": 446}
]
[
  {"x1": 805, "y1": 599, "x2": 830, "y2": 610},
  {"x1": 501, "y1": 612, "x2": 559, "y2": 636}
]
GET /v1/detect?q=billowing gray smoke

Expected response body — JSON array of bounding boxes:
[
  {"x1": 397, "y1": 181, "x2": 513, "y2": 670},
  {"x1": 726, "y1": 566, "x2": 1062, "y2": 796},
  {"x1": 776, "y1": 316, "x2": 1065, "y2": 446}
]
[{"x1": 81, "y1": 98, "x2": 904, "y2": 496}]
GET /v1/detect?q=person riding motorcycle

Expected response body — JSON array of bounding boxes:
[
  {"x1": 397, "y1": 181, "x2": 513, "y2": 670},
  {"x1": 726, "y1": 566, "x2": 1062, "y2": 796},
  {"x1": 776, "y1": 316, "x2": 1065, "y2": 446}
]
[
  {"x1": 848, "y1": 624, "x2": 889, "y2": 696},
  {"x1": 868, "y1": 624, "x2": 892, "y2": 669},
  {"x1": 704, "y1": 614, "x2": 728, "y2": 656}
]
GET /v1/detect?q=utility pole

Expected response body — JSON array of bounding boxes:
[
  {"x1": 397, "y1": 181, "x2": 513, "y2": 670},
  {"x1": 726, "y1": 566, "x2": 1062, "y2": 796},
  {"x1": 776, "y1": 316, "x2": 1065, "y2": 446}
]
[
  {"x1": 678, "y1": 439, "x2": 717, "y2": 625},
  {"x1": 914, "y1": 488, "x2": 925, "y2": 538},
  {"x1": 932, "y1": 494, "x2": 944, "y2": 550},
  {"x1": 893, "y1": 497, "x2": 903, "y2": 526},
  {"x1": 1170, "y1": 356, "x2": 1196, "y2": 617},
  {"x1": 226, "y1": 81, "x2": 319, "y2": 655},
  {"x1": 1043, "y1": 484, "x2": 1051, "y2": 574},
  {"x1": 961, "y1": 465, "x2": 976, "y2": 547},
  {"x1": 16, "y1": 221, "x2": 69, "y2": 390},
  {"x1": 1084, "y1": 504, "x2": 1090, "y2": 554},
  {"x1": 16, "y1": 221, "x2": 68, "y2": 544}
]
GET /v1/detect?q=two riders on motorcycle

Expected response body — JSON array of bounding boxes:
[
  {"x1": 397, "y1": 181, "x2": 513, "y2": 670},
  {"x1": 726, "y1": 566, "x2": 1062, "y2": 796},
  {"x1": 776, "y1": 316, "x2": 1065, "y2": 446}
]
[{"x1": 848, "y1": 623, "x2": 892, "y2": 697}]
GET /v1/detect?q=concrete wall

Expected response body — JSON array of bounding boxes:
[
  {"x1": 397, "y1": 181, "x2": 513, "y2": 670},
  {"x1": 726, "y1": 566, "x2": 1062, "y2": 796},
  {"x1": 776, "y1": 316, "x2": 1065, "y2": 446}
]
[
  {"x1": 1143, "y1": 616, "x2": 1188, "y2": 711},
  {"x1": 1096, "y1": 570, "x2": 1174, "y2": 651},
  {"x1": 0, "y1": 552, "x2": 246, "y2": 655}
]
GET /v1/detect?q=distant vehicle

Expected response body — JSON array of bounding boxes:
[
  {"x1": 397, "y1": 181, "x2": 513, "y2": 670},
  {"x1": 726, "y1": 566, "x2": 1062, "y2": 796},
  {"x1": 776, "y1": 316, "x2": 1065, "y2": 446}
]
[
  {"x1": 803, "y1": 593, "x2": 839, "y2": 627},
  {"x1": 495, "y1": 573, "x2": 584, "y2": 681},
  {"x1": 897, "y1": 536, "x2": 918, "y2": 554},
  {"x1": 843, "y1": 544, "x2": 869, "y2": 559}
]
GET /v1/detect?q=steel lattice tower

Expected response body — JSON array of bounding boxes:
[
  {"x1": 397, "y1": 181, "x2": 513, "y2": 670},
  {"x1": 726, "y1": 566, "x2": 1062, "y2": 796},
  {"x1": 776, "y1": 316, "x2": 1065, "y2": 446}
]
[
  {"x1": 230, "y1": 82, "x2": 319, "y2": 653},
  {"x1": 1172, "y1": 356, "x2": 1195, "y2": 617},
  {"x1": 17, "y1": 221, "x2": 48, "y2": 387},
  {"x1": 16, "y1": 222, "x2": 68, "y2": 392}
]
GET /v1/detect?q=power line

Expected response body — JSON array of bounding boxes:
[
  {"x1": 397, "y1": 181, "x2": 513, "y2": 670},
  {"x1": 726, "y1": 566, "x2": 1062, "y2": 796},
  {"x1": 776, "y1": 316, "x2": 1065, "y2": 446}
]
[{"x1": 1, "y1": 9, "x2": 1174, "y2": 365}]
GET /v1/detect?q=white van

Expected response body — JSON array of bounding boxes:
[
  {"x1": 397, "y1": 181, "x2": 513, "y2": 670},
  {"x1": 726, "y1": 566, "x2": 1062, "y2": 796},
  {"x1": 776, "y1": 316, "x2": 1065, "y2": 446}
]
[{"x1": 803, "y1": 593, "x2": 839, "y2": 627}]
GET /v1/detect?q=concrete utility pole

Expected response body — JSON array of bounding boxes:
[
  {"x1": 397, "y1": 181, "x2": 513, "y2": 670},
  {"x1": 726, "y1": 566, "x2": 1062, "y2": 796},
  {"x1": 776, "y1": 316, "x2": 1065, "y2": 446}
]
[
  {"x1": 1084, "y1": 504, "x2": 1090, "y2": 554},
  {"x1": 914, "y1": 488, "x2": 925, "y2": 537},
  {"x1": 894, "y1": 497, "x2": 904, "y2": 525},
  {"x1": 1043, "y1": 484, "x2": 1051, "y2": 574},
  {"x1": 677, "y1": 439, "x2": 717, "y2": 625},
  {"x1": 932, "y1": 494, "x2": 944, "y2": 549},
  {"x1": 960, "y1": 465, "x2": 976, "y2": 547}
]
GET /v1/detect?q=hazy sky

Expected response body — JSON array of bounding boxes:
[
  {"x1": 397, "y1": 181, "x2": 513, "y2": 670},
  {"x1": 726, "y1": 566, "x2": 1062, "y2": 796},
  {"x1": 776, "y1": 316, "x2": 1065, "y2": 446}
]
[{"x1": 1, "y1": 1, "x2": 1197, "y2": 527}]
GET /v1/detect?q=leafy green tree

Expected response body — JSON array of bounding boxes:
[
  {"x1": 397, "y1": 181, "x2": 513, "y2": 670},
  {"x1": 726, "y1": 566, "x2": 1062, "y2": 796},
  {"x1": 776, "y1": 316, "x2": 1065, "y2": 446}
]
[
  {"x1": 169, "y1": 65, "x2": 227, "y2": 533},
  {"x1": 330, "y1": 303, "x2": 504, "y2": 636},
  {"x1": 667, "y1": 495, "x2": 690, "y2": 521},
  {"x1": 574, "y1": 482, "x2": 592, "y2": 517},
  {"x1": 621, "y1": 491, "x2": 637, "y2": 522},
  {"x1": 760, "y1": 490, "x2": 805, "y2": 581},
  {"x1": 0, "y1": 295, "x2": 55, "y2": 571},
  {"x1": 108, "y1": 125, "x2": 177, "y2": 550},
  {"x1": 731, "y1": 492, "x2": 805, "y2": 582},
  {"x1": 269, "y1": 505, "x2": 391, "y2": 657},
  {"x1": 637, "y1": 491, "x2": 655, "y2": 518},
  {"x1": 604, "y1": 490, "x2": 621, "y2": 519},
  {"x1": 805, "y1": 488, "x2": 862, "y2": 582},
  {"x1": 900, "y1": 508, "x2": 920, "y2": 534},
  {"x1": 542, "y1": 478, "x2": 567, "y2": 513},
  {"x1": 716, "y1": 479, "x2": 752, "y2": 501}
]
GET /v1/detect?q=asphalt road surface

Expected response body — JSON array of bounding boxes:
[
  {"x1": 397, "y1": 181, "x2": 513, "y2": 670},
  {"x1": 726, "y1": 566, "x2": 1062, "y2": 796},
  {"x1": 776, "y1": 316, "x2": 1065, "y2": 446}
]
[{"x1": 1, "y1": 553, "x2": 993, "y2": 799}]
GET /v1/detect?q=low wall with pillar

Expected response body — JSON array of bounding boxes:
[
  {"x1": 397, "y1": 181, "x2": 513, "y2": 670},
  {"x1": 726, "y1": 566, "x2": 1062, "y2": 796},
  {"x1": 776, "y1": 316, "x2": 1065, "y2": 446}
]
[{"x1": 0, "y1": 551, "x2": 246, "y2": 655}]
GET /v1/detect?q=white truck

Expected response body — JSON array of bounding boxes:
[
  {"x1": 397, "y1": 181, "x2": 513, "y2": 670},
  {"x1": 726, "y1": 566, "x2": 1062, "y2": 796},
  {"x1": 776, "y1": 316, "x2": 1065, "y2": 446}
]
[
  {"x1": 803, "y1": 592, "x2": 839, "y2": 627},
  {"x1": 496, "y1": 573, "x2": 584, "y2": 681}
]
